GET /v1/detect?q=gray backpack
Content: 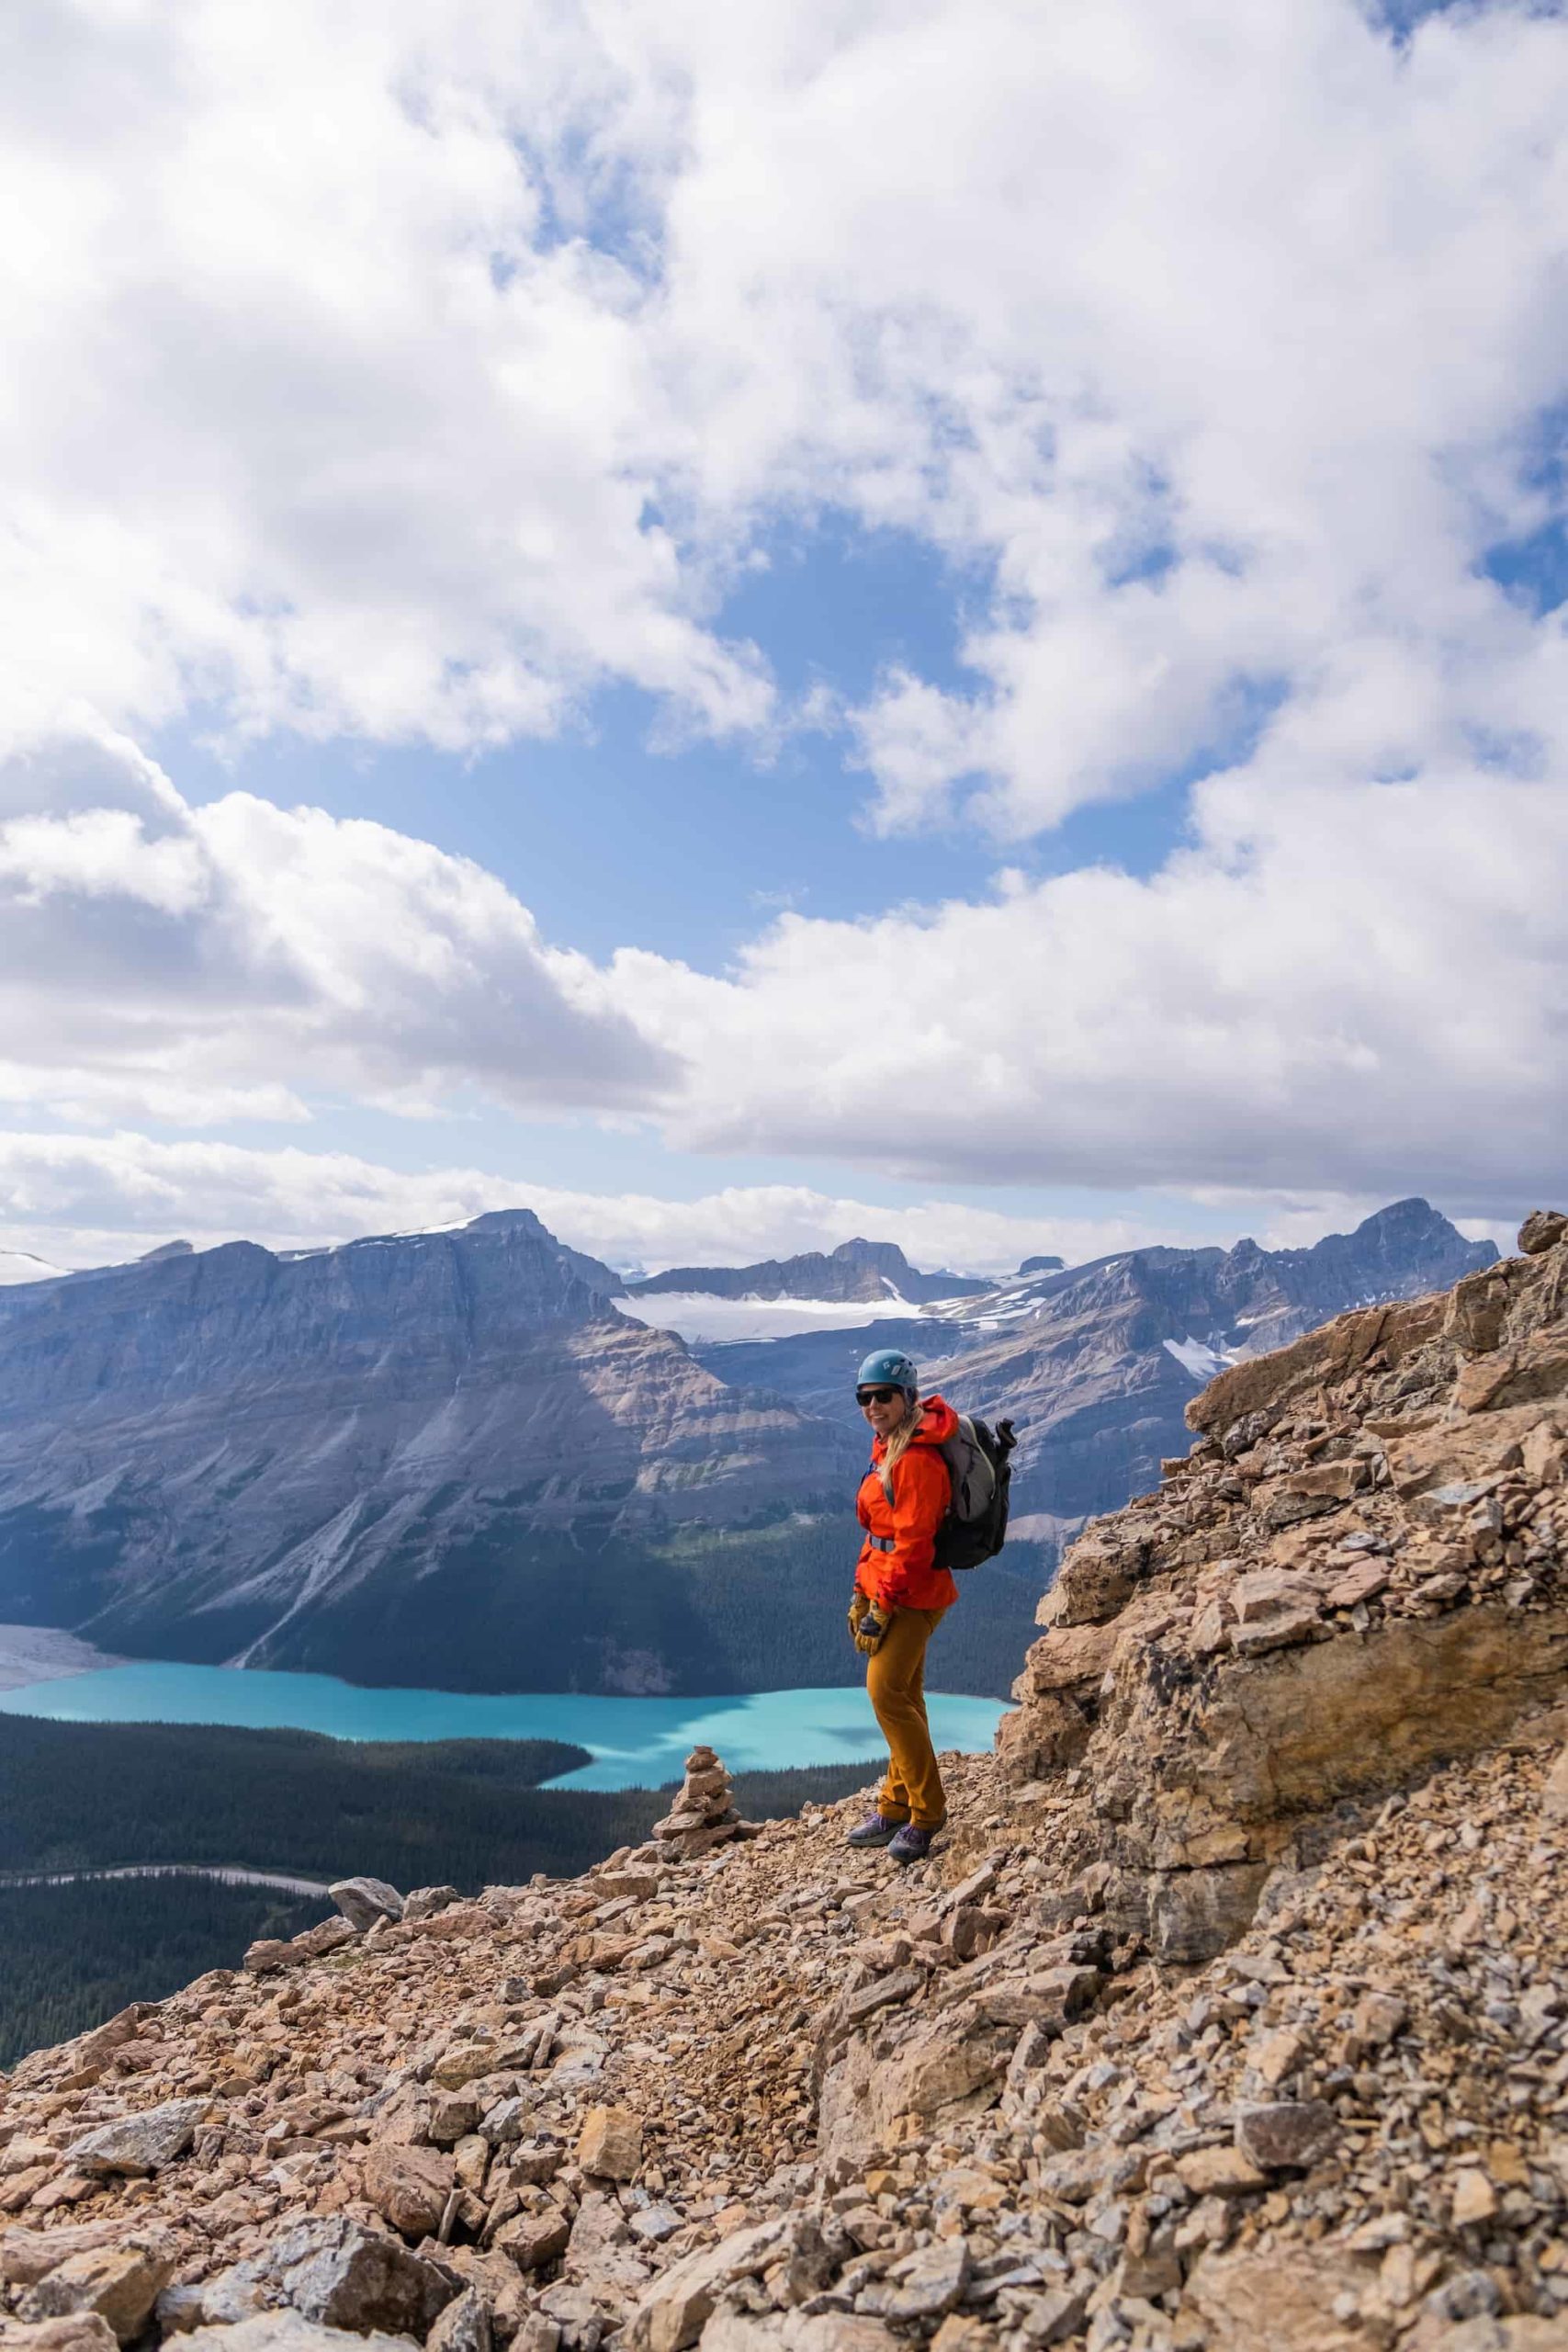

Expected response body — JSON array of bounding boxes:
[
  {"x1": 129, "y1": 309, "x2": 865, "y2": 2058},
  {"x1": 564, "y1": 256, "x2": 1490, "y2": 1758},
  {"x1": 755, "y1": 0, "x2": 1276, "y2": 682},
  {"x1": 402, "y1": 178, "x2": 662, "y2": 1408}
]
[{"x1": 878, "y1": 1414, "x2": 1017, "y2": 1572}]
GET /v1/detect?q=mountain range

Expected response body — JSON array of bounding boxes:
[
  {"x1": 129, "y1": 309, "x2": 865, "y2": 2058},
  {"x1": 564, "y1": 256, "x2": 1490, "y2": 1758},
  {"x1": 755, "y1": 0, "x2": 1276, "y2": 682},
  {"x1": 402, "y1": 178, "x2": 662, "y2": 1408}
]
[
  {"x1": 626, "y1": 1237, "x2": 988, "y2": 1307},
  {"x1": 0, "y1": 1197, "x2": 1494, "y2": 1696}
]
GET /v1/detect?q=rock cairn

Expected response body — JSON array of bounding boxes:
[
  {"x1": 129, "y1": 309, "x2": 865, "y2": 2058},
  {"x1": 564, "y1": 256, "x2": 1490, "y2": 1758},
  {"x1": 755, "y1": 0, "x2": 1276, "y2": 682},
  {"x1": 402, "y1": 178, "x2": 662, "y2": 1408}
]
[
  {"x1": 650, "y1": 1747, "x2": 743, "y2": 1860},
  {"x1": 3, "y1": 1215, "x2": 1568, "y2": 2352}
]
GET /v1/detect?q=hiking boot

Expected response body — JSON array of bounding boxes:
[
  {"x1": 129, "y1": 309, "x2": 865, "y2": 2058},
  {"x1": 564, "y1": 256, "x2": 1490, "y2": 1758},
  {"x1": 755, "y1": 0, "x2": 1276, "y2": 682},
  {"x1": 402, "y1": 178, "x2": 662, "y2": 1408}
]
[
  {"x1": 845, "y1": 1812, "x2": 902, "y2": 1848},
  {"x1": 887, "y1": 1823, "x2": 939, "y2": 1866}
]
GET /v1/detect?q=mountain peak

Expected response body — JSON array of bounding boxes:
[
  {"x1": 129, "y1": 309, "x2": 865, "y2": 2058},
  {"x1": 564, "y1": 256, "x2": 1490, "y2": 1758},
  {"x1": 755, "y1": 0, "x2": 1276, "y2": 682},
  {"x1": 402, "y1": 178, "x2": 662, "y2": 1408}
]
[
  {"x1": 460, "y1": 1208, "x2": 553, "y2": 1240},
  {"x1": 831, "y1": 1237, "x2": 913, "y2": 1275}
]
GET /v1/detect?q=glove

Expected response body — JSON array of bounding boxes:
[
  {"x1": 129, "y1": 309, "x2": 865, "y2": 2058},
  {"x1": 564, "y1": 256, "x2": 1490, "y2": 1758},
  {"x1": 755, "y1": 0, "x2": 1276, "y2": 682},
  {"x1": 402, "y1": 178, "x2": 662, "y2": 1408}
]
[
  {"x1": 848, "y1": 1589, "x2": 870, "y2": 1645},
  {"x1": 854, "y1": 1603, "x2": 893, "y2": 1656}
]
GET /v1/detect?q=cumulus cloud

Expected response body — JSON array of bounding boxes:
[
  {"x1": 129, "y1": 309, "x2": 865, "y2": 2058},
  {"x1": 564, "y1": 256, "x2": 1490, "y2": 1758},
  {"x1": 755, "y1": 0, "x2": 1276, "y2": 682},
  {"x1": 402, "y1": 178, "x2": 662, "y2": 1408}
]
[
  {"x1": 6, "y1": 0, "x2": 1568, "y2": 815},
  {"x1": 2, "y1": 726, "x2": 1561, "y2": 1214},
  {"x1": 612, "y1": 761, "x2": 1568, "y2": 1207},
  {"x1": 3, "y1": 1, "x2": 1567, "y2": 1228},
  {"x1": 0, "y1": 1, "x2": 771, "y2": 752},
  {"x1": 0, "y1": 731, "x2": 670, "y2": 1125}
]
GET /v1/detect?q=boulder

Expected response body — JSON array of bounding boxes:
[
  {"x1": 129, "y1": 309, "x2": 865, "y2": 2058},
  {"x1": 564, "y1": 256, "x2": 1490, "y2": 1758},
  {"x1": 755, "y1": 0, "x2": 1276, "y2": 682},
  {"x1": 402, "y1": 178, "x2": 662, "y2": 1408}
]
[
  {"x1": 427, "y1": 2289, "x2": 492, "y2": 2352},
  {"x1": 224, "y1": 2218, "x2": 454, "y2": 2336},
  {"x1": 1188, "y1": 2248, "x2": 1369, "y2": 2351},
  {"x1": 360, "y1": 2143, "x2": 454, "y2": 2241},
  {"x1": 576, "y1": 2106, "x2": 643, "y2": 2180},
  {"x1": 1234, "y1": 2099, "x2": 1339, "y2": 2171},
  {"x1": 63, "y1": 2099, "x2": 208, "y2": 2178},
  {"x1": 857, "y1": 2237, "x2": 969, "y2": 2321},
  {"x1": 402, "y1": 1885, "x2": 460, "y2": 1923},
  {"x1": 818, "y1": 2010, "x2": 1011, "y2": 2172},
  {"x1": 327, "y1": 1878, "x2": 404, "y2": 1931},
  {"x1": 181, "y1": 2317, "x2": 419, "y2": 2352},
  {"x1": 623, "y1": 2219, "x2": 792, "y2": 2352},
  {"x1": 17, "y1": 2235, "x2": 179, "y2": 2345},
  {"x1": 491, "y1": 2211, "x2": 570, "y2": 2272},
  {"x1": 0, "y1": 2226, "x2": 139, "y2": 2290},
  {"x1": 0, "y1": 2320, "x2": 118, "y2": 2352}
]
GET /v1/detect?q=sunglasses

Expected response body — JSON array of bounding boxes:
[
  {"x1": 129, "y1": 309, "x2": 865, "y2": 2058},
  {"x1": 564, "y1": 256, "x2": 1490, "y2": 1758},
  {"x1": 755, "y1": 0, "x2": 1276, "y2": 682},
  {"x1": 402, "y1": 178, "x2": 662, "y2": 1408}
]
[{"x1": 856, "y1": 1385, "x2": 902, "y2": 1406}]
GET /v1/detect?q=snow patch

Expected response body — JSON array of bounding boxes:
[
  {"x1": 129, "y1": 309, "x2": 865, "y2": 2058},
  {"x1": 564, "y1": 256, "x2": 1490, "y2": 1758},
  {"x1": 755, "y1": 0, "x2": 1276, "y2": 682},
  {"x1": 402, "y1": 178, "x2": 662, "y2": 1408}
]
[
  {"x1": 1163, "y1": 1334, "x2": 1235, "y2": 1382},
  {"x1": 0, "y1": 1250, "x2": 67, "y2": 1288},
  {"x1": 622, "y1": 1293, "x2": 922, "y2": 1345}
]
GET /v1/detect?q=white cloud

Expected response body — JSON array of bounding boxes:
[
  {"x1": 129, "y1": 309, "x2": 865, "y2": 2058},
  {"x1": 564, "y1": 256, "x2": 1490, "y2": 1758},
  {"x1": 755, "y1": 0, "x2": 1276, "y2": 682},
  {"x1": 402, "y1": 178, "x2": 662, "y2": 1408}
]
[
  {"x1": 2, "y1": 2, "x2": 1567, "y2": 1228},
  {"x1": 5, "y1": 0, "x2": 1567, "y2": 814},
  {"x1": 0, "y1": 2, "x2": 771, "y2": 752},
  {"x1": 0, "y1": 1128, "x2": 1172, "y2": 1277},
  {"x1": 2, "y1": 726, "x2": 1561, "y2": 1215},
  {"x1": 0, "y1": 730, "x2": 670, "y2": 1125},
  {"x1": 612, "y1": 761, "x2": 1568, "y2": 1204}
]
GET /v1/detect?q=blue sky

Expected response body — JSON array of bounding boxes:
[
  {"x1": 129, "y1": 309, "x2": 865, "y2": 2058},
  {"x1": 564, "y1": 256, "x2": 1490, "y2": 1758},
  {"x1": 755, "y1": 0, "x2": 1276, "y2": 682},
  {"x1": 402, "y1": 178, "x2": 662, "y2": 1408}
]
[{"x1": 0, "y1": 0, "x2": 1564, "y2": 1277}]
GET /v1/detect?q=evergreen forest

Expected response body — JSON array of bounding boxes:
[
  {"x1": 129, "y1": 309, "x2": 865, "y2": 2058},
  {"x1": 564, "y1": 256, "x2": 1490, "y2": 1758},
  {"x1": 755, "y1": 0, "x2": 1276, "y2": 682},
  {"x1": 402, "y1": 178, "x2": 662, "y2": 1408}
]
[{"x1": 0, "y1": 1713, "x2": 872, "y2": 2067}]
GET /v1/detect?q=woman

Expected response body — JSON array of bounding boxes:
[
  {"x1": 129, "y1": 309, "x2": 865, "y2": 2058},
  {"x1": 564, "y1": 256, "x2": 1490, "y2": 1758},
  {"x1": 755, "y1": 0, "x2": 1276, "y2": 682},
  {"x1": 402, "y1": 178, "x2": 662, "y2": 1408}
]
[{"x1": 845, "y1": 1347, "x2": 959, "y2": 1864}]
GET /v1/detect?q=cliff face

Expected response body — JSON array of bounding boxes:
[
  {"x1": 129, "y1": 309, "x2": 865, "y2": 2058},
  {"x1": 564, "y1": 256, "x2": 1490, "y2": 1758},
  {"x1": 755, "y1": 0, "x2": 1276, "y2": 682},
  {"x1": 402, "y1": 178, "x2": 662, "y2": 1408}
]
[
  {"x1": 0, "y1": 1212, "x2": 858, "y2": 1689},
  {"x1": 2, "y1": 1216, "x2": 1567, "y2": 2352}
]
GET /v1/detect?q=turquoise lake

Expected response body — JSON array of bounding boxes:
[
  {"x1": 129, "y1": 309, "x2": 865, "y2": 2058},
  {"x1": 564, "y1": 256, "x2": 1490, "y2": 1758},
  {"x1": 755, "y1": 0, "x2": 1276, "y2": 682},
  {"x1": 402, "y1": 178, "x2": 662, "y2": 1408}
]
[{"x1": 0, "y1": 1662, "x2": 1010, "y2": 1791}]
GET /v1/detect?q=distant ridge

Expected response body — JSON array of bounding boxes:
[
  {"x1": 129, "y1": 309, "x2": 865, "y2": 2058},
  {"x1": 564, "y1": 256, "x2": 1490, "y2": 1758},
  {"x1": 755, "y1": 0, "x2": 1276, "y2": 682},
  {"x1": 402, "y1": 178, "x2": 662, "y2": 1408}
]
[{"x1": 627, "y1": 1235, "x2": 988, "y2": 1307}]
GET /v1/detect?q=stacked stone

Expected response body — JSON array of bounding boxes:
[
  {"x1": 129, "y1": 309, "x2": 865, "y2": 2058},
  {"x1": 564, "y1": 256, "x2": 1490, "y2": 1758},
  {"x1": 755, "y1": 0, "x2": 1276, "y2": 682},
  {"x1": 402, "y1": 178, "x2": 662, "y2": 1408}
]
[{"x1": 649, "y1": 1744, "x2": 741, "y2": 1858}]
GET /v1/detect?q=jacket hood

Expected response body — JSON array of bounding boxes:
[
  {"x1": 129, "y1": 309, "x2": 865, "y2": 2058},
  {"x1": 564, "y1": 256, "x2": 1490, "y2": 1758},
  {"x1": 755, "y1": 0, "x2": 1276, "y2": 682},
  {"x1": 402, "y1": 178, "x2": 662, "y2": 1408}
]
[{"x1": 871, "y1": 1392, "x2": 958, "y2": 1457}]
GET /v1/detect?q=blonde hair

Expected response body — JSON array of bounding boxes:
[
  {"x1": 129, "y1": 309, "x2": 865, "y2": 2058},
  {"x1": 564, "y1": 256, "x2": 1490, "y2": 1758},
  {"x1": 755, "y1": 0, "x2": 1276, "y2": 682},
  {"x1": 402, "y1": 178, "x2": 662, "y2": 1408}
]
[{"x1": 879, "y1": 1391, "x2": 924, "y2": 1486}]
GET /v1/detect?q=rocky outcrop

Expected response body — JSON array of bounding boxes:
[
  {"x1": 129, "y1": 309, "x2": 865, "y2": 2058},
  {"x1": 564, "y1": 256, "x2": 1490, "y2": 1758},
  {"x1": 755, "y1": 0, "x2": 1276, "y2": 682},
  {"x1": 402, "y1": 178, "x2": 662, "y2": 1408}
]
[
  {"x1": 0, "y1": 1212, "x2": 858, "y2": 1692},
  {"x1": 4, "y1": 1219, "x2": 1568, "y2": 2352},
  {"x1": 999, "y1": 1210, "x2": 1568, "y2": 1973}
]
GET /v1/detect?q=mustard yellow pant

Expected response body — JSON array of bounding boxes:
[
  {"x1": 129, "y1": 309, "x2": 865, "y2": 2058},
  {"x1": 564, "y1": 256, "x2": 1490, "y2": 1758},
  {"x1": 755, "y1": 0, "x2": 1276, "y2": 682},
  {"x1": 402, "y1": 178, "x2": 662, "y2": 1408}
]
[{"x1": 866, "y1": 1603, "x2": 950, "y2": 1831}]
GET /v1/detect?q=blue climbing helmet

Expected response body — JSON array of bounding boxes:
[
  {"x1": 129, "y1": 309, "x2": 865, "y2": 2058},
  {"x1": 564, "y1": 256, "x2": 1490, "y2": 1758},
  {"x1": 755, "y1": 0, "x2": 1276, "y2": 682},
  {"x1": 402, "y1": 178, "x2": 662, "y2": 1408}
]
[{"x1": 856, "y1": 1347, "x2": 919, "y2": 1398}]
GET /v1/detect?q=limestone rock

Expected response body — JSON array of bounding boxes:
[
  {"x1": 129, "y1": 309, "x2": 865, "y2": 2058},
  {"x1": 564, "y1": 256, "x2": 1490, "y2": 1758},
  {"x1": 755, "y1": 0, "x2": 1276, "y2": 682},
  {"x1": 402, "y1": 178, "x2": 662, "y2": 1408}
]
[
  {"x1": 623, "y1": 2220, "x2": 790, "y2": 2352},
  {"x1": 244, "y1": 2217, "x2": 452, "y2": 2335},
  {"x1": 1521, "y1": 1210, "x2": 1568, "y2": 1256},
  {"x1": 0, "y1": 2320, "x2": 118, "y2": 2352},
  {"x1": 181, "y1": 2316, "x2": 419, "y2": 2352},
  {"x1": 1234, "y1": 2098, "x2": 1339, "y2": 2171},
  {"x1": 427, "y1": 2290, "x2": 492, "y2": 2352},
  {"x1": 327, "y1": 1878, "x2": 405, "y2": 1931},
  {"x1": 360, "y1": 2143, "x2": 454, "y2": 2240},
  {"x1": 4, "y1": 1231, "x2": 1568, "y2": 2352},
  {"x1": 63, "y1": 2098, "x2": 208, "y2": 2177},
  {"x1": 491, "y1": 2211, "x2": 570, "y2": 2271},
  {"x1": 0, "y1": 2227, "x2": 141, "y2": 2290},
  {"x1": 575, "y1": 2105, "x2": 642, "y2": 2180},
  {"x1": 1174, "y1": 2145, "x2": 1269, "y2": 2197},
  {"x1": 17, "y1": 2235, "x2": 178, "y2": 2344},
  {"x1": 856, "y1": 2236, "x2": 968, "y2": 2320},
  {"x1": 1189, "y1": 2248, "x2": 1370, "y2": 2350},
  {"x1": 402, "y1": 1885, "x2": 460, "y2": 1923}
]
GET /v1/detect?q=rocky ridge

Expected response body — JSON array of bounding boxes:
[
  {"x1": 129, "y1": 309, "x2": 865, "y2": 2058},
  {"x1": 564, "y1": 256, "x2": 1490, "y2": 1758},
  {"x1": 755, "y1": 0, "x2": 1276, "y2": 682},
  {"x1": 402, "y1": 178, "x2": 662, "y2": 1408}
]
[
  {"x1": 626, "y1": 1242, "x2": 987, "y2": 1310},
  {"x1": 5, "y1": 1216, "x2": 1568, "y2": 2352}
]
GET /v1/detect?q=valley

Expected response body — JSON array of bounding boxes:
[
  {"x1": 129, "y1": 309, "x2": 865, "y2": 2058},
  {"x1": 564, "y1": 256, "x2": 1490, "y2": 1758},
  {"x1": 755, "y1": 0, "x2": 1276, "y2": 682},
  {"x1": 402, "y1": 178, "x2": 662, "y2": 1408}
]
[{"x1": 0, "y1": 1198, "x2": 1491, "y2": 1699}]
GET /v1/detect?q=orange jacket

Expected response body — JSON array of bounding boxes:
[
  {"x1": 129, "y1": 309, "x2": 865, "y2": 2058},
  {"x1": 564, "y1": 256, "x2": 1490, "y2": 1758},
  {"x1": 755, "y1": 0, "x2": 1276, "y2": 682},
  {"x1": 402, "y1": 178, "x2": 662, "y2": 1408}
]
[{"x1": 854, "y1": 1393, "x2": 960, "y2": 1612}]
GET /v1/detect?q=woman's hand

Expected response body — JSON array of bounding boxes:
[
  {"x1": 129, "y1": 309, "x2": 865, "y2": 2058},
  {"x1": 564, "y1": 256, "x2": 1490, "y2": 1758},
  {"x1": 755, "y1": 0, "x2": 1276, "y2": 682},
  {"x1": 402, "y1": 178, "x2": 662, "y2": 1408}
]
[
  {"x1": 848, "y1": 1589, "x2": 870, "y2": 1645},
  {"x1": 854, "y1": 1602, "x2": 894, "y2": 1656}
]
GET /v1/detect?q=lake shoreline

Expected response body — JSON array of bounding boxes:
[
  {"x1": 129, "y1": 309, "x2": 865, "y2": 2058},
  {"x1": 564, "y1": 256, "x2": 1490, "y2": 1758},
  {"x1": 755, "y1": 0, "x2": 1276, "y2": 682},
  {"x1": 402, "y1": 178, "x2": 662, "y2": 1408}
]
[
  {"x1": 0, "y1": 1655, "x2": 1011, "y2": 1792},
  {"x1": 0, "y1": 1623, "x2": 127, "y2": 1692}
]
